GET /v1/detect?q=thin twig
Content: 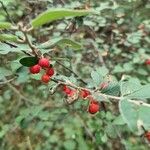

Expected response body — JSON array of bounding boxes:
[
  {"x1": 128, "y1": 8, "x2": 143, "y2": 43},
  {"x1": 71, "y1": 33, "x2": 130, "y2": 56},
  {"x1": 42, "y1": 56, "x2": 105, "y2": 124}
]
[
  {"x1": 51, "y1": 77, "x2": 150, "y2": 107},
  {"x1": 20, "y1": 26, "x2": 40, "y2": 57},
  {"x1": 0, "y1": 77, "x2": 16, "y2": 85},
  {"x1": 55, "y1": 60, "x2": 87, "y2": 85},
  {"x1": 94, "y1": 46, "x2": 106, "y2": 67},
  {"x1": 2, "y1": 41, "x2": 33, "y2": 56},
  {"x1": 0, "y1": 1, "x2": 14, "y2": 24},
  {"x1": 26, "y1": 136, "x2": 33, "y2": 150},
  {"x1": 6, "y1": 82, "x2": 37, "y2": 105},
  {"x1": 23, "y1": 31, "x2": 39, "y2": 56},
  {"x1": 3, "y1": 41, "x2": 18, "y2": 48},
  {"x1": 59, "y1": 0, "x2": 65, "y2": 5}
]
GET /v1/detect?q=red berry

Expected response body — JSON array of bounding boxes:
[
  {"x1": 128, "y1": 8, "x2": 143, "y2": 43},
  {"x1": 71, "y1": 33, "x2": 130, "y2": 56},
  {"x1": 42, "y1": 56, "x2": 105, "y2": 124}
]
[
  {"x1": 145, "y1": 132, "x2": 150, "y2": 142},
  {"x1": 80, "y1": 89, "x2": 90, "y2": 99},
  {"x1": 41, "y1": 74, "x2": 50, "y2": 83},
  {"x1": 63, "y1": 85, "x2": 72, "y2": 95},
  {"x1": 68, "y1": 89, "x2": 76, "y2": 97},
  {"x1": 38, "y1": 58, "x2": 50, "y2": 68},
  {"x1": 88, "y1": 100, "x2": 100, "y2": 114},
  {"x1": 46, "y1": 67, "x2": 54, "y2": 77},
  {"x1": 145, "y1": 59, "x2": 150, "y2": 65},
  {"x1": 100, "y1": 82, "x2": 108, "y2": 90},
  {"x1": 29, "y1": 64, "x2": 41, "y2": 74}
]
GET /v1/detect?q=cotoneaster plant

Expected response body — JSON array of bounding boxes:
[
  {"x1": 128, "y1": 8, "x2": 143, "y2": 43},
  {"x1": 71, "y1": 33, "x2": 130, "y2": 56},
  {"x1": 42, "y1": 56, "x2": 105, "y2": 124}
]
[{"x1": 0, "y1": 5, "x2": 150, "y2": 147}]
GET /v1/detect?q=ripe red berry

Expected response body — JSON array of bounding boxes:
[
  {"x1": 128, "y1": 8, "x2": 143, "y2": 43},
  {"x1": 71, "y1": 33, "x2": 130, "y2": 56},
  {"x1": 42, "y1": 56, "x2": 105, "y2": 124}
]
[
  {"x1": 80, "y1": 89, "x2": 90, "y2": 99},
  {"x1": 145, "y1": 131, "x2": 150, "y2": 142},
  {"x1": 46, "y1": 67, "x2": 54, "y2": 77},
  {"x1": 68, "y1": 89, "x2": 77, "y2": 97},
  {"x1": 29, "y1": 64, "x2": 41, "y2": 74},
  {"x1": 63, "y1": 85, "x2": 72, "y2": 95},
  {"x1": 145, "y1": 59, "x2": 150, "y2": 65},
  {"x1": 38, "y1": 58, "x2": 50, "y2": 68},
  {"x1": 41, "y1": 74, "x2": 50, "y2": 83},
  {"x1": 88, "y1": 100, "x2": 100, "y2": 114}
]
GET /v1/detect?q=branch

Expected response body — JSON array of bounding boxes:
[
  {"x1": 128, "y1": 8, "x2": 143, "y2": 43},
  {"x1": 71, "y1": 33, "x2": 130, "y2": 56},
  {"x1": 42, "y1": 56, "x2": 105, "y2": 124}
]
[
  {"x1": 26, "y1": 136, "x2": 33, "y2": 150},
  {"x1": 19, "y1": 25, "x2": 40, "y2": 58},
  {"x1": 22, "y1": 31, "x2": 39, "y2": 57},
  {"x1": 51, "y1": 77, "x2": 150, "y2": 107},
  {"x1": 128, "y1": 99, "x2": 150, "y2": 107},
  {"x1": 0, "y1": 77, "x2": 16, "y2": 85}
]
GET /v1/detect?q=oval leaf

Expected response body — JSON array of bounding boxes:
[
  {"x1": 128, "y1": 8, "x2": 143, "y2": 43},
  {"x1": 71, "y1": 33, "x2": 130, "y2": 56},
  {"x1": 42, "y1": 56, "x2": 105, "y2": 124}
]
[
  {"x1": 0, "y1": 34, "x2": 18, "y2": 42},
  {"x1": 126, "y1": 84, "x2": 150, "y2": 99},
  {"x1": 119, "y1": 99, "x2": 150, "y2": 132},
  {"x1": 39, "y1": 38, "x2": 82, "y2": 50},
  {"x1": 119, "y1": 99, "x2": 138, "y2": 132},
  {"x1": 0, "y1": 22, "x2": 12, "y2": 29},
  {"x1": 19, "y1": 56, "x2": 39, "y2": 67},
  {"x1": 56, "y1": 38, "x2": 82, "y2": 50},
  {"x1": 31, "y1": 9, "x2": 92, "y2": 28}
]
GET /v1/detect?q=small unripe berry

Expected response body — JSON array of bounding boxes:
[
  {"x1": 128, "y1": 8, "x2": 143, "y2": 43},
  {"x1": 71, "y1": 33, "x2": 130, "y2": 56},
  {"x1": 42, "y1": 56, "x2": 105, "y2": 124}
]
[
  {"x1": 38, "y1": 58, "x2": 50, "y2": 68},
  {"x1": 46, "y1": 67, "x2": 54, "y2": 77},
  {"x1": 80, "y1": 89, "x2": 90, "y2": 99},
  {"x1": 29, "y1": 64, "x2": 41, "y2": 74},
  {"x1": 88, "y1": 100, "x2": 100, "y2": 114},
  {"x1": 41, "y1": 74, "x2": 50, "y2": 83},
  {"x1": 145, "y1": 59, "x2": 150, "y2": 65},
  {"x1": 145, "y1": 131, "x2": 150, "y2": 142},
  {"x1": 100, "y1": 82, "x2": 108, "y2": 90}
]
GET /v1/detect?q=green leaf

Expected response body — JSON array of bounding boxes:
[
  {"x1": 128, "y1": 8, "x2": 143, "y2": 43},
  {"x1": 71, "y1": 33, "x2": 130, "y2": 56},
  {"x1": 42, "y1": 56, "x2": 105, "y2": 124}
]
[
  {"x1": 56, "y1": 38, "x2": 82, "y2": 50},
  {"x1": 102, "y1": 82, "x2": 120, "y2": 96},
  {"x1": 121, "y1": 78, "x2": 150, "y2": 99},
  {"x1": 126, "y1": 84, "x2": 150, "y2": 99},
  {"x1": 0, "y1": 67, "x2": 12, "y2": 80},
  {"x1": 0, "y1": 43, "x2": 30, "y2": 55},
  {"x1": 0, "y1": 22, "x2": 12, "y2": 29},
  {"x1": 127, "y1": 31, "x2": 142, "y2": 44},
  {"x1": 91, "y1": 70, "x2": 103, "y2": 87},
  {"x1": 119, "y1": 99, "x2": 139, "y2": 132},
  {"x1": 19, "y1": 56, "x2": 39, "y2": 67},
  {"x1": 105, "y1": 124, "x2": 118, "y2": 138},
  {"x1": 96, "y1": 66, "x2": 109, "y2": 77},
  {"x1": 31, "y1": 9, "x2": 92, "y2": 28},
  {"x1": 0, "y1": 34, "x2": 18, "y2": 42},
  {"x1": 0, "y1": 125, "x2": 9, "y2": 139},
  {"x1": 139, "y1": 106, "x2": 150, "y2": 130},
  {"x1": 30, "y1": 73, "x2": 41, "y2": 80},
  {"x1": 113, "y1": 115, "x2": 125, "y2": 125},
  {"x1": 120, "y1": 78, "x2": 141, "y2": 96},
  {"x1": 15, "y1": 67, "x2": 29, "y2": 83},
  {"x1": 39, "y1": 38, "x2": 82, "y2": 50},
  {"x1": 63, "y1": 140, "x2": 76, "y2": 150},
  {"x1": 119, "y1": 99, "x2": 150, "y2": 132}
]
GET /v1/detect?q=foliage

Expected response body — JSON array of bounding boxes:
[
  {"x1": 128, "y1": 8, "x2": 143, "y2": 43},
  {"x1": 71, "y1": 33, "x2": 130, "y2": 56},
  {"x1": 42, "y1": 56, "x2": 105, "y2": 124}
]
[{"x1": 0, "y1": 0, "x2": 150, "y2": 150}]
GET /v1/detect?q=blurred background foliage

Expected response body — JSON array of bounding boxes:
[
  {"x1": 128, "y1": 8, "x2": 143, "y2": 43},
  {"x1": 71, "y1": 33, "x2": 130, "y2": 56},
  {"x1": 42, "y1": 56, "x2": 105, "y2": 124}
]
[{"x1": 0, "y1": 0, "x2": 150, "y2": 150}]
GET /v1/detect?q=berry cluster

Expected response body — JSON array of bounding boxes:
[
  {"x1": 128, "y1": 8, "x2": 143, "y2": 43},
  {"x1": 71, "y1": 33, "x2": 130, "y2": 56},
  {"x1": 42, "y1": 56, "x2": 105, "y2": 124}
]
[
  {"x1": 63, "y1": 86, "x2": 100, "y2": 114},
  {"x1": 29, "y1": 57, "x2": 54, "y2": 83},
  {"x1": 29, "y1": 58, "x2": 109, "y2": 115}
]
